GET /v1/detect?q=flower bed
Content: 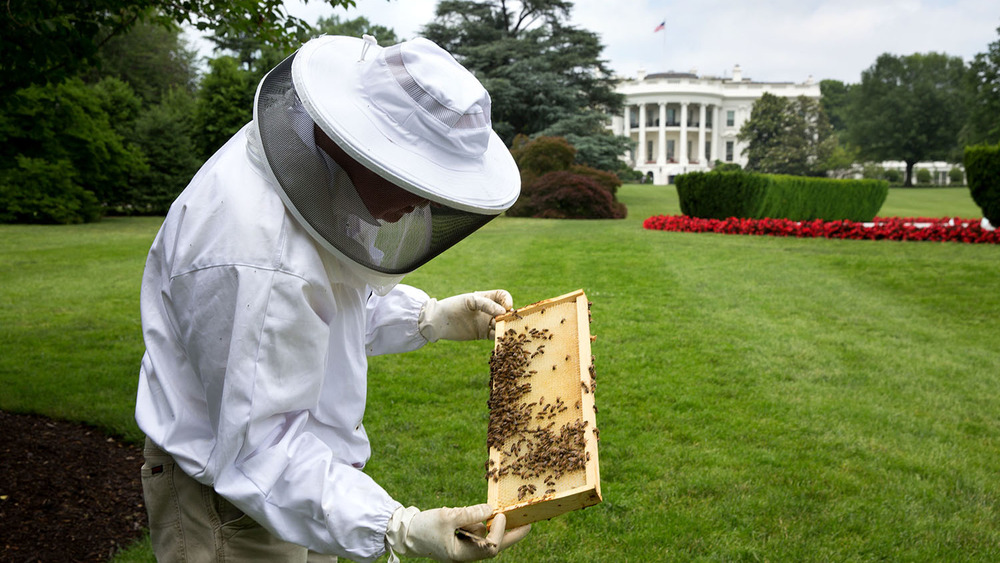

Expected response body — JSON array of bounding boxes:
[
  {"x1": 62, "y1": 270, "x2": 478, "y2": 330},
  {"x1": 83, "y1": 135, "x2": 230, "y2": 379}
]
[{"x1": 642, "y1": 215, "x2": 1000, "y2": 244}]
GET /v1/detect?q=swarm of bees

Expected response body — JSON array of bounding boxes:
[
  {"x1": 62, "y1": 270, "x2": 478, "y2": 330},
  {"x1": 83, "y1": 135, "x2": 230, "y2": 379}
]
[{"x1": 486, "y1": 322, "x2": 597, "y2": 498}]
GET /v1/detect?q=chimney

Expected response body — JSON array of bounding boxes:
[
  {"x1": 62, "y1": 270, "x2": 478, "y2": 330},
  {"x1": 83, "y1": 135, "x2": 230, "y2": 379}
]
[
  {"x1": 732, "y1": 64, "x2": 742, "y2": 83},
  {"x1": 637, "y1": 68, "x2": 647, "y2": 81}
]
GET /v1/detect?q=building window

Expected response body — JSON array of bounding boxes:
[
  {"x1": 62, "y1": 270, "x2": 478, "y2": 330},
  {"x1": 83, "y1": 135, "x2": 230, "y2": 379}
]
[
  {"x1": 726, "y1": 110, "x2": 735, "y2": 127},
  {"x1": 687, "y1": 141, "x2": 694, "y2": 162},
  {"x1": 725, "y1": 141, "x2": 734, "y2": 162},
  {"x1": 666, "y1": 108, "x2": 677, "y2": 126},
  {"x1": 666, "y1": 140, "x2": 675, "y2": 161},
  {"x1": 647, "y1": 140, "x2": 654, "y2": 163},
  {"x1": 705, "y1": 141, "x2": 711, "y2": 162},
  {"x1": 706, "y1": 111, "x2": 713, "y2": 127}
]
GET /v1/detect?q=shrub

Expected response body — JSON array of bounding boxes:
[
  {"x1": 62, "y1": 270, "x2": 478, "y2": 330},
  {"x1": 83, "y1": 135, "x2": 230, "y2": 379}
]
[
  {"x1": 916, "y1": 168, "x2": 933, "y2": 185},
  {"x1": 514, "y1": 171, "x2": 626, "y2": 219},
  {"x1": 676, "y1": 170, "x2": 888, "y2": 222},
  {"x1": 0, "y1": 78, "x2": 147, "y2": 216},
  {"x1": 508, "y1": 135, "x2": 627, "y2": 219},
  {"x1": 964, "y1": 144, "x2": 1000, "y2": 225},
  {"x1": 884, "y1": 169, "x2": 903, "y2": 184},
  {"x1": 676, "y1": 170, "x2": 768, "y2": 219},
  {"x1": 713, "y1": 160, "x2": 742, "y2": 172},
  {"x1": 510, "y1": 135, "x2": 576, "y2": 188},
  {"x1": 949, "y1": 167, "x2": 965, "y2": 185},
  {"x1": 0, "y1": 156, "x2": 101, "y2": 224},
  {"x1": 761, "y1": 174, "x2": 888, "y2": 221},
  {"x1": 569, "y1": 164, "x2": 622, "y2": 196}
]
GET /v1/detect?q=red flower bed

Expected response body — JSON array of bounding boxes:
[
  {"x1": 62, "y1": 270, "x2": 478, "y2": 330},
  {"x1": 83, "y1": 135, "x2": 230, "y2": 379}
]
[{"x1": 642, "y1": 215, "x2": 1000, "y2": 244}]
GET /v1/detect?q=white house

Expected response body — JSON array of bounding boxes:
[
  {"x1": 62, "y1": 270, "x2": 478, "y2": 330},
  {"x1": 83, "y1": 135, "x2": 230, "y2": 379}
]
[{"x1": 611, "y1": 65, "x2": 821, "y2": 185}]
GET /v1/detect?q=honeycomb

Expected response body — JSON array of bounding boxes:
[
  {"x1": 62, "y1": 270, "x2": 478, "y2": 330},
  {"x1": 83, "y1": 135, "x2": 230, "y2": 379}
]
[{"x1": 486, "y1": 290, "x2": 601, "y2": 528}]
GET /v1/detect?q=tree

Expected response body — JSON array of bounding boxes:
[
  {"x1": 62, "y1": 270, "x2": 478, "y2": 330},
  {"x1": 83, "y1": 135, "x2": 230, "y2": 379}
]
[
  {"x1": 819, "y1": 79, "x2": 851, "y2": 136},
  {"x1": 91, "y1": 20, "x2": 197, "y2": 104},
  {"x1": 131, "y1": 87, "x2": 202, "y2": 214},
  {"x1": 0, "y1": 0, "x2": 356, "y2": 95},
  {"x1": 313, "y1": 15, "x2": 400, "y2": 44},
  {"x1": 847, "y1": 52, "x2": 967, "y2": 186},
  {"x1": 738, "y1": 93, "x2": 836, "y2": 177},
  {"x1": 0, "y1": 78, "x2": 147, "y2": 219},
  {"x1": 537, "y1": 112, "x2": 633, "y2": 177},
  {"x1": 963, "y1": 26, "x2": 1000, "y2": 146},
  {"x1": 421, "y1": 0, "x2": 623, "y2": 144},
  {"x1": 191, "y1": 56, "x2": 255, "y2": 160}
]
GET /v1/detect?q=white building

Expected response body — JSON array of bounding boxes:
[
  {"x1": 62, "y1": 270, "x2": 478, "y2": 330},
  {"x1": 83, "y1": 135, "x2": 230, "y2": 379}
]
[{"x1": 611, "y1": 65, "x2": 821, "y2": 185}]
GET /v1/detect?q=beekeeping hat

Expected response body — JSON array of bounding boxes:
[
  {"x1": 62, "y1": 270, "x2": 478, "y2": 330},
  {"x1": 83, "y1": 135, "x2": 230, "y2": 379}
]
[{"x1": 252, "y1": 34, "x2": 520, "y2": 291}]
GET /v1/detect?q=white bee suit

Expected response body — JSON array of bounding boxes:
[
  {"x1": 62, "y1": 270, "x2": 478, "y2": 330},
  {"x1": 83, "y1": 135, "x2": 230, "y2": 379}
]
[{"x1": 135, "y1": 122, "x2": 430, "y2": 561}]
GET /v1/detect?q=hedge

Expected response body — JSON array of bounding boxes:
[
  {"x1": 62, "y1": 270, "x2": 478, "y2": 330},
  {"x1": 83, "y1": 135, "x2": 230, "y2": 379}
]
[
  {"x1": 676, "y1": 170, "x2": 888, "y2": 222},
  {"x1": 964, "y1": 144, "x2": 1000, "y2": 226}
]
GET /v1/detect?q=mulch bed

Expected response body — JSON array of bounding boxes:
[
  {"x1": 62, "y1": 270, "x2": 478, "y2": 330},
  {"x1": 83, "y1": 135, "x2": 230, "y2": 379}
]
[{"x1": 0, "y1": 411, "x2": 147, "y2": 562}]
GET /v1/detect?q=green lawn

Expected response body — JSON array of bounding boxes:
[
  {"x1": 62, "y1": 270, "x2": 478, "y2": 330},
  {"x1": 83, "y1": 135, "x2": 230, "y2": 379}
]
[{"x1": 2, "y1": 185, "x2": 999, "y2": 561}]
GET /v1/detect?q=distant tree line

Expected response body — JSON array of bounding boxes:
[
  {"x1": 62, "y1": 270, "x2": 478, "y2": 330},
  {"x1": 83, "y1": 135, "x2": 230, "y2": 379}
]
[
  {"x1": 738, "y1": 26, "x2": 1000, "y2": 187},
  {"x1": 1, "y1": 0, "x2": 636, "y2": 224}
]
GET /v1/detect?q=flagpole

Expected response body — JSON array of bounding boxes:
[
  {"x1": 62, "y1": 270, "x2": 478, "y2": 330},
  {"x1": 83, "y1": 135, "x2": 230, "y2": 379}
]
[
  {"x1": 662, "y1": 17, "x2": 666, "y2": 57},
  {"x1": 654, "y1": 18, "x2": 666, "y2": 68}
]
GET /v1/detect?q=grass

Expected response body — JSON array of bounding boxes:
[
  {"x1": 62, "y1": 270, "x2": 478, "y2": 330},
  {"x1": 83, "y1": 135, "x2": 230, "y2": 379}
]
[{"x1": 2, "y1": 185, "x2": 999, "y2": 561}]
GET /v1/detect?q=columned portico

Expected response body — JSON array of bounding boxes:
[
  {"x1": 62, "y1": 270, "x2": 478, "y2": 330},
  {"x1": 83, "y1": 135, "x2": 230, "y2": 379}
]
[
  {"x1": 710, "y1": 105, "x2": 720, "y2": 163},
  {"x1": 679, "y1": 101, "x2": 688, "y2": 166},
  {"x1": 697, "y1": 104, "x2": 707, "y2": 165},
  {"x1": 612, "y1": 67, "x2": 821, "y2": 184},
  {"x1": 637, "y1": 104, "x2": 647, "y2": 165},
  {"x1": 657, "y1": 103, "x2": 667, "y2": 164}
]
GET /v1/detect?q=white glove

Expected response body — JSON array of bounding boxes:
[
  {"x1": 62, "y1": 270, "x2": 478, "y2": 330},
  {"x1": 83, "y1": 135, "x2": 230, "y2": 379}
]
[
  {"x1": 385, "y1": 504, "x2": 530, "y2": 562},
  {"x1": 418, "y1": 290, "x2": 513, "y2": 342}
]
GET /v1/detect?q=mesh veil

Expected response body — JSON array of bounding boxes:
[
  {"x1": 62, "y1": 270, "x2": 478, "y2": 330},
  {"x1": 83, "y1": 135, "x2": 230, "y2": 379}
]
[{"x1": 254, "y1": 53, "x2": 496, "y2": 283}]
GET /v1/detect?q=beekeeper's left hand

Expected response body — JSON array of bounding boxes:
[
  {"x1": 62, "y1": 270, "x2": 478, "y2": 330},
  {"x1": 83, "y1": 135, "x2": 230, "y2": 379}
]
[
  {"x1": 419, "y1": 290, "x2": 513, "y2": 342},
  {"x1": 385, "y1": 504, "x2": 530, "y2": 562}
]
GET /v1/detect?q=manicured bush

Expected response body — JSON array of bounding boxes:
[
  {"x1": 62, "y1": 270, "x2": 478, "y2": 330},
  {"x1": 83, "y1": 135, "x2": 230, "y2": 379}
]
[
  {"x1": 884, "y1": 169, "x2": 903, "y2": 184},
  {"x1": 676, "y1": 170, "x2": 888, "y2": 222},
  {"x1": 916, "y1": 168, "x2": 933, "y2": 185},
  {"x1": 964, "y1": 144, "x2": 1000, "y2": 225},
  {"x1": 760, "y1": 174, "x2": 888, "y2": 221},
  {"x1": 676, "y1": 170, "x2": 769, "y2": 219},
  {"x1": 949, "y1": 167, "x2": 965, "y2": 185}
]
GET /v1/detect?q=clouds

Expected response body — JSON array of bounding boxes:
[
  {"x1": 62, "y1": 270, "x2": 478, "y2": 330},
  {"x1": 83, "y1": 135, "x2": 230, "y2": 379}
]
[
  {"x1": 583, "y1": 0, "x2": 999, "y2": 83},
  {"x1": 234, "y1": 1, "x2": 999, "y2": 84}
]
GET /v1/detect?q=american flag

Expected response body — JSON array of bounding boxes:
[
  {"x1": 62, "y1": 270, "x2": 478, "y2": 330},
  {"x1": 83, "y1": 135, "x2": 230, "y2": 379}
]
[{"x1": 654, "y1": 20, "x2": 665, "y2": 33}]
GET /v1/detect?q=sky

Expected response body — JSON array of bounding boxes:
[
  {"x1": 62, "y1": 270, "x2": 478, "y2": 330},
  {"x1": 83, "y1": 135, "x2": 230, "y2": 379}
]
[{"x1": 192, "y1": 0, "x2": 999, "y2": 84}]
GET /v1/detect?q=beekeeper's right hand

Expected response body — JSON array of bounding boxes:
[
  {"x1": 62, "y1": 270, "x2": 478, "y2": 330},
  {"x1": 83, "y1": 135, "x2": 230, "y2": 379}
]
[{"x1": 385, "y1": 503, "x2": 530, "y2": 562}]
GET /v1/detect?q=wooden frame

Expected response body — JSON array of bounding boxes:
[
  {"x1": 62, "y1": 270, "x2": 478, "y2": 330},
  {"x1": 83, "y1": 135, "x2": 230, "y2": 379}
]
[{"x1": 487, "y1": 289, "x2": 601, "y2": 528}]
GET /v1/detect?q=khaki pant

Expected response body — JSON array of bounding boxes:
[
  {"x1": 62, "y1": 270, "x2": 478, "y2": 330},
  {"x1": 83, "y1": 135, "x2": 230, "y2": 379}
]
[{"x1": 141, "y1": 437, "x2": 336, "y2": 563}]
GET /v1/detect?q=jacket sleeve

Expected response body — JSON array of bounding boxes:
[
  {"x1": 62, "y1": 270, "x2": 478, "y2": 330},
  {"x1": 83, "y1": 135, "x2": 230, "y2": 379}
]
[
  {"x1": 164, "y1": 264, "x2": 400, "y2": 562},
  {"x1": 365, "y1": 284, "x2": 430, "y2": 356}
]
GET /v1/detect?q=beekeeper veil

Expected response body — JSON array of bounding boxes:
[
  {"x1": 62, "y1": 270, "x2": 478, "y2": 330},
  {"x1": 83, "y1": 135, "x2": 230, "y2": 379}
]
[{"x1": 250, "y1": 35, "x2": 520, "y2": 294}]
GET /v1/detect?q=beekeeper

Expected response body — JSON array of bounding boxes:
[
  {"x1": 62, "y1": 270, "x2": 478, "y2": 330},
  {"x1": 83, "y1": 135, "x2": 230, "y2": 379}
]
[{"x1": 135, "y1": 35, "x2": 530, "y2": 562}]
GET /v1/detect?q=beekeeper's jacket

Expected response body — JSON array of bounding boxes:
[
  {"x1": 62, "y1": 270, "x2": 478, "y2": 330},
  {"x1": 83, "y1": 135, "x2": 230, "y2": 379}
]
[{"x1": 136, "y1": 123, "x2": 428, "y2": 562}]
